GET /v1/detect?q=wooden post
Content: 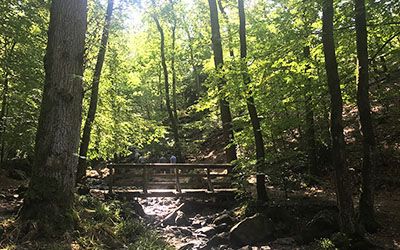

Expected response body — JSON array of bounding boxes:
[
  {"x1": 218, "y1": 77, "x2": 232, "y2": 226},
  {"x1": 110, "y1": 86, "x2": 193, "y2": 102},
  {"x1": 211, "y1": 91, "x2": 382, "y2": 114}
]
[
  {"x1": 175, "y1": 166, "x2": 182, "y2": 193},
  {"x1": 143, "y1": 165, "x2": 148, "y2": 194},
  {"x1": 108, "y1": 164, "x2": 114, "y2": 194},
  {"x1": 207, "y1": 167, "x2": 214, "y2": 192}
]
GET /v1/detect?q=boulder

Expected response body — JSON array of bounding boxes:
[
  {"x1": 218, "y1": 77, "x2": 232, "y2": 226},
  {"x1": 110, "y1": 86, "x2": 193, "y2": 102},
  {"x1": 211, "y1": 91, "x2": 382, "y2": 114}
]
[
  {"x1": 206, "y1": 232, "x2": 230, "y2": 248},
  {"x1": 215, "y1": 223, "x2": 229, "y2": 234},
  {"x1": 213, "y1": 213, "x2": 235, "y2": 226},
  {"x1": 77, "y1": 185, "x2": 90, "y2": 195},
  {"x1": 178, "y1": 227, "x2": 192, "y2": 236},
  {"x1": 179, "y1": 243, "x2": 195, "y2": 250},
  {"x1": 192, "y1": 219, "x2": 202, "y2": 228},
  {"x1": 131, "y1": 201, "x2": 146, "y2": 218},
  {"x1": 300, "y1": 209, "x2": 339, "y2": 243},
  {"x1": 196, "y1": 226, "x2": 216, "y2": 237},
  {"x1": 229, "y1": 213, "x2": 274, "y2": 247},
  {"x1": 271, "y1": 237, "x2": 296, "y2": 246},
  {"x1": 238, "y1": 246, "x2": 271, "y2": 250},
  {"x1": 8, "y1": 169, "x2": 27, "y2": 180},
  {"x1": 175, "y1": 211, "x2": 190, "y2": 226},
  {"x1": 161, "y1": 203, "x2": 185, "y2": 226}
]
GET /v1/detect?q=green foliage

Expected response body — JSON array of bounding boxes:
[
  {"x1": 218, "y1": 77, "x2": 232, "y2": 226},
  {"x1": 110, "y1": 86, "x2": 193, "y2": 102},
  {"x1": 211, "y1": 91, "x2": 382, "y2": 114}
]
[
  {"x1": 75, "y1": 195, "x2": 171, "y2": 249},
  {"x1": 1, "y1": 0, "x2": 399, "y2": 192},
  {"x1": 0, "y1": 0, "x2": 48, "y2": 158},
  {"x1": 315, "y1": 238, "x2": 337, "y2": 250}
]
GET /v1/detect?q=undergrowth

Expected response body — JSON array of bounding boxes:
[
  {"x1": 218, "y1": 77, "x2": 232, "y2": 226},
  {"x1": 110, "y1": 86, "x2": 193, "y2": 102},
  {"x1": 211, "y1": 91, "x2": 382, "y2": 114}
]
[{"x1": 0, "y1": 195, "x2": 171, "y2": 250}]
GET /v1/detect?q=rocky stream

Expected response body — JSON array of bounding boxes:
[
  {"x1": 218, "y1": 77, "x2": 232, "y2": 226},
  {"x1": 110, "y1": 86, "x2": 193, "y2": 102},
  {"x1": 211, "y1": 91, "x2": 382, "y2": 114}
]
[{"x1": 135, "y1": 197, "x2": 301, "y2": 250}]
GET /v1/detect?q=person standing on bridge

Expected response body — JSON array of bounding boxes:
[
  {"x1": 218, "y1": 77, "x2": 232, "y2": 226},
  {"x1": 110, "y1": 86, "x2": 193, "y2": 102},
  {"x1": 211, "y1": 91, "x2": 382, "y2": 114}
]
[{"x1": 170, "y1": 155, "x2": 177, "y2": 164}]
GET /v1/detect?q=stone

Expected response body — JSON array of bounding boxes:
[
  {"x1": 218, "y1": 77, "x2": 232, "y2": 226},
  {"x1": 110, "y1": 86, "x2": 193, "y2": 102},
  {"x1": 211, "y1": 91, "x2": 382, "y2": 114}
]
[
  {"x1": 131, "y1": 201, "x2": 146, "y2": 217},
  {"x1": 196, "y1": 226, "x2": 216, "y2": 237},
  {"x1": 213, "y1": 213, "x2": 235, "y2": 226},
  {"x1": 178, "y1": 243, "x2": 195, "y2": 250},
  {"x1": 206, "y1": 232, "x2": 230, "y2": 248},
  {"x1": 215, "y1": 223, "x2": 229, "y2": 234},
  {"x1": 271, "y1": 237, "x2": 296, "y2": 246},
  {"x1": 238, "y1": 246, "x2": 271, "y2": 250},
  {"x1": 192, "y1": 219, "x2": 202, "y2": 228},
  {"x1": 77, "y1": 185, "x2": 90, "y2": 195},
  {"x1": 330, "y1": 232, "x2": 350, "y2": 249},
  {"x1": 178, "y1": 227, "x2": 192, "y2": 236},
  {"x1": 300, "y1": 209, "x2": 339, "y2": 243},
  {"x1": 175, "y1": 211, "x2": 190, "y2": 226},
  {"x1": 229, "y1": 213, "x2": 274, "y2": 247},
  {"x1": 205, "y1": 216, "x2": 214, "y2": 224},
  {"x1": 161, "y1": 203, "x2": 185, "y2": 226},
  {"x1": 8, "y1": 169, "x2": 27, "y2": 180}
]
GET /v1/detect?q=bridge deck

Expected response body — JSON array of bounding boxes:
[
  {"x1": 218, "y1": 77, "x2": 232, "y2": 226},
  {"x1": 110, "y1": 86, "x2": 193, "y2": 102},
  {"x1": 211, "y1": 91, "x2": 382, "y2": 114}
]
[{"x1": 106, "y1": 163, "x2": 236, "y2": 197}]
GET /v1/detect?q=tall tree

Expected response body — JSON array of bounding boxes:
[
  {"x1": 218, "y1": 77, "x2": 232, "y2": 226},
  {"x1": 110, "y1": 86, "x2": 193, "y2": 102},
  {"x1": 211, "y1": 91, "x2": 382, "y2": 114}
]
[
  {"x1": 0, "y1": 41, "x2": 16, "y2": 163},
  {"x1": 152, "y1": 10, "x2": 183, "y2": 161},
  {"x1": 217, "y1": 0, "x2": 235, "y2": 58},
  {"x1": 184, "y1": 25, "x2": 201, "y2": 98},
  {"x1": 208, "y1": 0, "x2": 237, "y2": 163},
  {"x1": 321, "y1": 0, "x2": 356, "y2": 235},
  {"x1": 355, "y1": 0, "x2": 379, "y2": 232},
  {"x1": 303, "y1": 46, "x2": 318, "y2": 176},
  {"x1": 77, "y1": 0, "x2": 114, "y2": 182},
  {"x1": 238, "y1": 0, "x2": 268, "y2": 202},
  {"x1": 170, "y1": 0, "x2": 179, "y2": 125},
  {"x1": 20, "y1": 0, "x2": 87, "y2": 234}
]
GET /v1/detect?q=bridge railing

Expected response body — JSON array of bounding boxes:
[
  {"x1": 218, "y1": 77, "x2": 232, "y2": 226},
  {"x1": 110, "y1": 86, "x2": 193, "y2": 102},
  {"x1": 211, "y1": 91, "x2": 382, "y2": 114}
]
[{"x1": 106, "y1": 163, "x2": 232, "y2": 194}]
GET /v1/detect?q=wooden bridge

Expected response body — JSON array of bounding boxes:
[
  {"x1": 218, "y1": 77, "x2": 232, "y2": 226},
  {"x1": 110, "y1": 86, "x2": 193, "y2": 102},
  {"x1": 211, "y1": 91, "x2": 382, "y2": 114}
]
[{"x1": 106, "y1": 163, "x2": 236, "y2": 197}]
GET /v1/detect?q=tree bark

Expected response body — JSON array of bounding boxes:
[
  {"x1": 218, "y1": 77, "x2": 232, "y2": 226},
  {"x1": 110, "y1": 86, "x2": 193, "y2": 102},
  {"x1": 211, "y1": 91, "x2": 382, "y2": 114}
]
[
  {"x1": 153, "y1": 14, "x2": 183, "y2": 161},
  {"x1": 0, "y1": 42, "x2": 16, "y2": 163},
  {"x1": 170, "y1": 1, "x2": 179, "y2": 124},
  {"x1": 303, "y1": 46, "x2": 318, "y2": 176},
  {"x1": 184, "y1": 26, "x2": 201, "y2": 98},
  {"x1": 20, "y1": 0, "x2": 87, "y2": 235},
  {"x1": 217, "y1": 0, "x2": 235, "y2": 58},
  {"x1": 355, "y1": 0, "x2": 379, "y2": 233},
  {"x1": 322, "y1": 0, "x2": 356, "y2": 235},
  {"x1": 238, "y1": 0, "x2": 268, "y2": 202},
  {"x1": 208, "y1": 0, "x2": 237, "y2": 163},
  {"x1": 77, "y1": 0, "x2": 114, "y2": 183}
]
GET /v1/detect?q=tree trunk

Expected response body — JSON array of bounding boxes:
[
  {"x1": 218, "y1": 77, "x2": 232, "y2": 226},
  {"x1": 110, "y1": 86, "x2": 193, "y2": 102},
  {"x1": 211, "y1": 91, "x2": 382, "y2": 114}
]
[
  {"x1": 303, "y1": 46, "x2": 318, "y2": 176},
  {"x1": 170, "y1": 2, "x2": 179, "y2": 126},
  {"x1": 322, "y1": 0, "x2": 356, "y2": 235},
  {"x1": 238, "y1": 0, "x2": 268, "y2": 202},
  {"x1": 355, "y1": 0, "x2": 379, "y2": 233},
  {"x1": 0, "y1": 73, "x2": 9, "y2": 163},
  {"x1": 20, "y1": 0, "x2": 87, "y2": 235},
  {"x1": 153, "y1": 14, "x2": 183, "y2": 161},
  {"x1": 77, "y1": 0, "x2": 114, "y2": 183},
  {"x1": 217, "y1": 0, "x2": 235, "y2": 58},
  {"x1": 0, "y1": 42, "x2": 16, "y2": 163},
  {"x1": 184, "y1": 26, "x2": 201, "y2": 97},
  {"x1": 208, "y1": 0, "x2": 237, "y2": 163}
]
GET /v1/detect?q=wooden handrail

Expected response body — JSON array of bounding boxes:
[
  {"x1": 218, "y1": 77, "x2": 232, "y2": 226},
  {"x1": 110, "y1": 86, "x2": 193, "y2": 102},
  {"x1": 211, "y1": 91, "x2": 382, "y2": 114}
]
[
  {"x1": 107, "y1": 163, "x2": 232, "y2": 170},
  {"x1": 107, "y1": 163, "x2": 233, "y2": 195}
]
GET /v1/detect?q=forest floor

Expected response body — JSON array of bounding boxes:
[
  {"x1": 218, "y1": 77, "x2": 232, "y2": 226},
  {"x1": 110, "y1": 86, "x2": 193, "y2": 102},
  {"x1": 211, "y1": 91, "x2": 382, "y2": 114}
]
[{"x1": 1, "y1": 170, "x2": 399, "y2": 249}]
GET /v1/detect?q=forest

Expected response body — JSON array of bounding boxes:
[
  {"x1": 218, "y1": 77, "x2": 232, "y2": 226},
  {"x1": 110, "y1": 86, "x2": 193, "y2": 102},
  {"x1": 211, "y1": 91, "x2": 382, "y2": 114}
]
[{"x1": 0, "y1": 0, "x2": 399, "y2": 249}]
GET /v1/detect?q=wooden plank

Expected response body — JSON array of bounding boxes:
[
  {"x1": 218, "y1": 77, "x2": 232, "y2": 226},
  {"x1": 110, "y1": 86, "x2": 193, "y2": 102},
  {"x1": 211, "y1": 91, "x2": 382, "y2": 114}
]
[
  {"x1": 107, "y1": 163, "x2": 232, "y2": 170},
  {"x1": 106, "y1": 188, "x2": 237, "y2": 198},
  {"x1": 206, "y1": 168, "x2": 215, "y2": 192},
  {"x1": 107, "y1": 166, "x2": 114, "y2": 194},
  {"x1": 175, "y1": 167, "x2": 181, "y2": 193},
  {"x1": 119, "y1": 173, "x2": 230, "y2": 178},
  {"x1": 143, "y1": 166, "x2": 148, "y2": 194}
]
